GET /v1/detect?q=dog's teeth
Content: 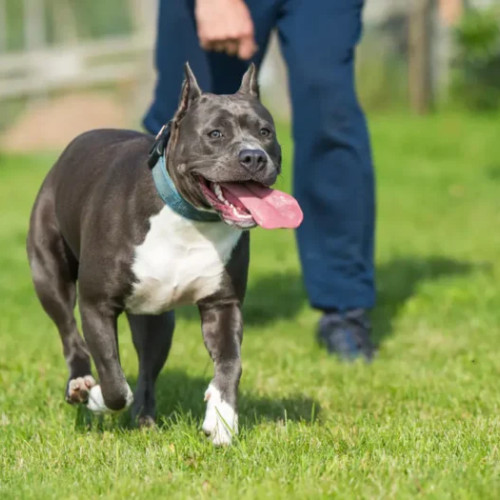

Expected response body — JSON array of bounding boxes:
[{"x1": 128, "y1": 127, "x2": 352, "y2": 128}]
[
  {"x1": 213, "y1": 184, "x2": 225, "y2": 202},
  {"x1": 229, "y1": 203, "x2": 253, "y2": 220}
]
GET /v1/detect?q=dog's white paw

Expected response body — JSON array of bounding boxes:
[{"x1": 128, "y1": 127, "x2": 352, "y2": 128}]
[
  {"x1": 202, "y1": 384, "x2": 238, "y2": 446},
  {"x1": 86, "y1": 384, "x2": 133, "y2": 415},
  {"x1": 67, "y1": 375, "x2": 96, "y2": 404}
]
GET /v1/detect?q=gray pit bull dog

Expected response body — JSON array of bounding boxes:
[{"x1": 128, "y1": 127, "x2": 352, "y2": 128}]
[{"x1": 26, "y1": 63, "x2": 303, "y2": 445}]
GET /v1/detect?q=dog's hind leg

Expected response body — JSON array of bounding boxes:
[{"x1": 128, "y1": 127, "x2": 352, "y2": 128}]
[
  {"x1": 198, "y1": 302, "x2": 242, "y2": 446},
  {"x1": 126, "y1": 311, "x2": 175, "y2": 427},
  {"x1": 27, "y1": 192, "x2": 94, "y2": 404}
]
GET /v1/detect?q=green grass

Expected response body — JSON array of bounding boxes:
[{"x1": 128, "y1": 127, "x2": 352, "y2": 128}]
[{"x1": 1, "y1": 112, "x2": 500, "y2": 499}]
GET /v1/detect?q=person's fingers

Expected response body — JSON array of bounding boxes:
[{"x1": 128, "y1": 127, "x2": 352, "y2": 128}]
[
  {"x1": 225, "y1": 39, "x2": 239, "y2": 56},
  {"x1": 238, "y1": 35, "x2": 257, "y2": 60},
  {"x1": 198, "y1": 30, "x2": 229, "y2": 51},
  {"x1": 202, "y1": 39, "x2": 241, "y2": 57},
  {"x1": 210, "y1": 41, "x2": 226, "y2": 52},
  {"x1": 200, "y1": 38, "x2": 211, "y2": 51}
]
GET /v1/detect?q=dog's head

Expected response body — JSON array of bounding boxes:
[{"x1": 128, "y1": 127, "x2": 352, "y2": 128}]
[{"x1": 165, "y1": 63, "x2": 301, "y2": 230}]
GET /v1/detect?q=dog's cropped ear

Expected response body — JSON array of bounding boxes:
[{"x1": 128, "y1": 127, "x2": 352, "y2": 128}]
[
  {"x1": 174, "y1": 62, "x2": 202, "y2": 122},
  {"x1": 238, "y1": 63, "x2": 259, "y2": 98}
]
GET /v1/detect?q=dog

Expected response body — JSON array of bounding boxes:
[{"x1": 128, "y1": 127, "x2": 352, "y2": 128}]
[{"x1": 26, "y1": 63, "x2": 302, "y2": 445}]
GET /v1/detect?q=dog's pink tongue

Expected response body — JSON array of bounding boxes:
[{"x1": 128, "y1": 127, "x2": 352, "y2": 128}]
[{"x1": 221, "y1": 182, "x2": 303, "y2": 229}]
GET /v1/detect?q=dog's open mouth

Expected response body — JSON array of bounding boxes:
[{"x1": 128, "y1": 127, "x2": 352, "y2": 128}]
[{"x1": 199, "y1": 178, "x2": 303, "y2": 229}]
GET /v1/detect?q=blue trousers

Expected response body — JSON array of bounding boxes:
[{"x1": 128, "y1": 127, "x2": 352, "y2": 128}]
[{"x1": 144, "y1": 0, "x2": 375, "y2": 312}]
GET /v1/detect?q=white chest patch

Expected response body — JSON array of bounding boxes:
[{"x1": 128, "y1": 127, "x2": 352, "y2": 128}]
[{"x1": 126, "y1": 205, "x2": 242, "y2": 314}]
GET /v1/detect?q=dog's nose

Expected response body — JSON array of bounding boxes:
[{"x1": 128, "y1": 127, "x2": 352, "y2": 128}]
[{"x1": 239, "y1": 149, "x2": 267, "y2": 171}]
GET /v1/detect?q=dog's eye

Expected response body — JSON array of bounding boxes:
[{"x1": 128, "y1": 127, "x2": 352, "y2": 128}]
[
  {"x1": 260, "y1": 128, "x2": 271, "y2": 137},
  {"x1": 208, "y1": 130, "x2": 222, "y2": 139}
]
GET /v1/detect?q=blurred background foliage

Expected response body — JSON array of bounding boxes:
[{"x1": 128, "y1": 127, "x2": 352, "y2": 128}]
[
  {"x1": 3, "y1": 0, "x2": 132, "y2": 49},
  {"x1": 451, "y1": 5, "x2": 500, "y2": 110}
]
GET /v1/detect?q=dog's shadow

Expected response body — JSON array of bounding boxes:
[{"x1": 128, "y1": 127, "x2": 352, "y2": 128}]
[
  {"x1": 152, "y1": 370, "x2": 320, "y2": 428},
  {"x1": 76, "y1": 369, "x2": 320, "y2": 432},
  {"x1": 176, "y1": 270, "x2": 308, "y2": 326}
]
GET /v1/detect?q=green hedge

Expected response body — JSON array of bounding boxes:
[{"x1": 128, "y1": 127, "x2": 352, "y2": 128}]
[{"x1": 451, "y1": 6, "x2": 500, "y2": 111}]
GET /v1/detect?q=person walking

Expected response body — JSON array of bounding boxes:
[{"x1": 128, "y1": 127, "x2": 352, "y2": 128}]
[{"x1": 144, "y1": 0, "x2": 376, "y2": 360}]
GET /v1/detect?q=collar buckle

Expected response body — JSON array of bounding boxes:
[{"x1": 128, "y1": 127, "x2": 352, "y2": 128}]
[{"x1": 148, "y1": 121, "x2": 172, "y2": 168}]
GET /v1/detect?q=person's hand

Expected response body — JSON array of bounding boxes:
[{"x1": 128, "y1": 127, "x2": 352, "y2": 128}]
[{"x1": 195, "y1": 0, "x2": 257, "y2": 60}]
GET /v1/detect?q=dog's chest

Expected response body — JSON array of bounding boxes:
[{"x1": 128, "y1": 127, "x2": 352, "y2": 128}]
[{"x1": 126, "y1": 206, "x2": 242, "y2": 314}]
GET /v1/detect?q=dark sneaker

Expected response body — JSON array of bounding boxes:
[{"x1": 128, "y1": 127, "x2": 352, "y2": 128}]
[{"x1": 317, "y1": 309, "x2": 375, "y2": 361}]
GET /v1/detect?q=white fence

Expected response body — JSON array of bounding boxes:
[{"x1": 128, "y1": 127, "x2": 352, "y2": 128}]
[{"x1": 0, "y1": 0, "x2": 156, "y2": 101}]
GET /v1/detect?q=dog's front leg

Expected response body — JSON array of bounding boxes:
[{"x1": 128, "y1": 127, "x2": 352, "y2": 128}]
[
  {"x1": 79, "y1": 300, "x2": 133, "y2": 414},
  {"x1": 199, "y1": 301, "x2": 242, "y2": 446}
]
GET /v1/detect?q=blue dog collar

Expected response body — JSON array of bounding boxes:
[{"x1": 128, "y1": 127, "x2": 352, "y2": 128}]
[{"x1": 150, "y1": 154, "x2": 220, "y2": 222}]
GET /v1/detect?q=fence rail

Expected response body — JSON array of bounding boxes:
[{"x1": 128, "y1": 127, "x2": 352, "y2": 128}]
[
  {"x1": 0, "y1": 35, "x2": 152, "y2": 99},
  {"x1": 0, "y1": 0, "x2": 156, "y2": 101}
]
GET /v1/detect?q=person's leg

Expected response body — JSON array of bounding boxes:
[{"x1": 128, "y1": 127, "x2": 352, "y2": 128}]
[
  {"x1": 144, "y1": 0, "x2": 279, "y2": 134},
  {"x1": 277, "y1": 0, "x2": 375, "y2": 312},
  {"x1": 277, "y1": 0, "x2": 375, "y2": 357}
]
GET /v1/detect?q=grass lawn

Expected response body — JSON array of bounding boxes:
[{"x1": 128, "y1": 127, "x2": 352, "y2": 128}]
[{"x1": 1, "y1": 112, "x2": 500, "y2": 499}]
